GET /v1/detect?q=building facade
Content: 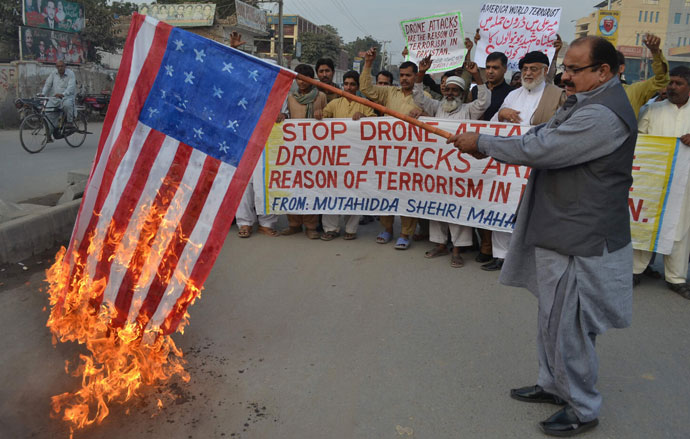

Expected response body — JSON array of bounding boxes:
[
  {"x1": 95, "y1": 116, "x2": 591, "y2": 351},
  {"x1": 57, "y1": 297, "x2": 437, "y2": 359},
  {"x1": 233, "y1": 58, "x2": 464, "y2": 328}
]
[{"x1": 574, "y1": 0, "x2": 690, "y2": 82}]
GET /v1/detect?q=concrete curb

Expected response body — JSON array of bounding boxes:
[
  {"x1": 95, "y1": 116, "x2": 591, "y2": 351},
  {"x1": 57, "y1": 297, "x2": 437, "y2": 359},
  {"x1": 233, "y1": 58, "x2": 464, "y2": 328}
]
[{"x1": 0, "y1": 198, "x2": 80, "y2": 264}]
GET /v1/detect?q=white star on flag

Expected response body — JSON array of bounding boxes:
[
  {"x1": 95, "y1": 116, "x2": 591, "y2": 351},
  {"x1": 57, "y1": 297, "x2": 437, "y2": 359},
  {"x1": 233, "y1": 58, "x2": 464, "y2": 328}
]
[
  {"x1": 161, "y1": 89, "x2": 167, "y2": 98},
  {"x1": 194, "y1": 48, "x2": 206, "y2": 62},
  {"x1": 226, "y1": 120, "x2": 238, "y2": 132},
  {"x1": 174, "y1": 39, "x2": 184, "y2": 51},
  {"x1": 237, "y1": 98, "x2": 248, "y2": 110},
  {"x1": 222, "y1": 62, "x2": 234, "y2": 73},
  {"x1": 212, "y1": 86, "x2": 224, "y2": 98},
  {"x1": 177, "y1": 98, "x2": 189, "y2": 109},
  {"x1": 165, "y1": 65, "x2": 174, "y2": 76},
  {"x1": 193, "y1": 127, "x2": 204, "y2": 139},
  {"x1": 148, "y1": 107, "x2": 159, "y2": 118},
  {"x1": 184, "y1": 71, "x2": 195, "y2": 84},
  {"x1": 248, "y1": 70, "x2": 259, "y2": 81},
  {"x1": 218, "y1": 141, "x2": 229, "y2": 153}
]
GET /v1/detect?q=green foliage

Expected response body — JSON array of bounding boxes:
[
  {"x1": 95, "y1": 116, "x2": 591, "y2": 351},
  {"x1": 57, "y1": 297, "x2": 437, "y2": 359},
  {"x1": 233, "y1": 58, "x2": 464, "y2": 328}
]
[
  {"x1": 297, "y1": 31, "x2": 341, "y2": 64},
  {"x1": 110, "y1": 1, "x2": 138, "y2": 17},
  {"x1": 344, "y1": 35, "x2": 382, "y2": 73},
  {"x1": 79, "y1": 0, "x2": 122, "y2": 63},
  {"x1": 0, "y1": 0, "x2": 22, "y2": 61}
]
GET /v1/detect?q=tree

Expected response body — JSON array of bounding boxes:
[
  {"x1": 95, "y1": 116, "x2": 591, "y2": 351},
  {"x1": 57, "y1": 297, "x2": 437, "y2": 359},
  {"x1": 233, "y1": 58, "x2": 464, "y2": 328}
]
[
  {"x1": 298, "y1": 32, "x2": 341, "y2": 65},
  {"x1": 0, "y1": 0, "x2": 22, "y2": 62},
  {"x1": 344, "y1": 36, "x2": 382, "y2": 73},
  {"x1": 79, "y1": 0, "x2": 126, "y2": 63},
  {"x1": 320, "y1": 24, "x2": 343, "y2": 45},
  {"x1": 111, "y1": 1, "x2": 139, "y2": 17}
]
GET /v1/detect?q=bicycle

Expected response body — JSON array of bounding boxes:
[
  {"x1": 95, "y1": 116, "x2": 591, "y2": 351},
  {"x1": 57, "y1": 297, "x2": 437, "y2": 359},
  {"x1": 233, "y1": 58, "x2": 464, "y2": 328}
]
[{"x1": 17, "y1": 96, "x2": 90, "y2": 154}]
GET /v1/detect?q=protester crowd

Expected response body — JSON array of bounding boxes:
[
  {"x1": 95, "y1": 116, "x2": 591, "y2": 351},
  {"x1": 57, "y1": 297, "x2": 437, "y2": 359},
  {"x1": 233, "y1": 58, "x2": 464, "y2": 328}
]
[{"x1": 232, "y1": 32, "x2": 690, "y2": 300}]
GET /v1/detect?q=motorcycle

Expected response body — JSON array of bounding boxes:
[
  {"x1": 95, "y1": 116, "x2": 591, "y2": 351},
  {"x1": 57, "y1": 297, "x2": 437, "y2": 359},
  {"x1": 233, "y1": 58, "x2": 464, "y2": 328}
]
[{"x1": 78, "y1": 90, "x2": 111, "y2": 119}]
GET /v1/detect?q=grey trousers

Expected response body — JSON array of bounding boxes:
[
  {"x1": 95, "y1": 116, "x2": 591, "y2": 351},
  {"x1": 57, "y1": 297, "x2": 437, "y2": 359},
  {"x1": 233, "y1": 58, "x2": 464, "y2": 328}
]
[{"x1": 535, "y1": 253, "x2": 601, "y2": 422}]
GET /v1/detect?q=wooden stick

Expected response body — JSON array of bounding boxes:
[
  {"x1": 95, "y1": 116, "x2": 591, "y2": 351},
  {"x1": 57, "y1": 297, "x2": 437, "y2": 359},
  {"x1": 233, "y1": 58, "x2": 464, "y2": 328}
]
[{"x1": 295, "y1": 73, "x2": 453, "y2": 140}]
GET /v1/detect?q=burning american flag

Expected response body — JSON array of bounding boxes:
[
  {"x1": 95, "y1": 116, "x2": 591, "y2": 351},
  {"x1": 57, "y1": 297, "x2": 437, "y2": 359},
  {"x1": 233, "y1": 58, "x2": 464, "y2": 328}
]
[{"x1": 45, "y1": 13, "x2": 294, "y2": 433}]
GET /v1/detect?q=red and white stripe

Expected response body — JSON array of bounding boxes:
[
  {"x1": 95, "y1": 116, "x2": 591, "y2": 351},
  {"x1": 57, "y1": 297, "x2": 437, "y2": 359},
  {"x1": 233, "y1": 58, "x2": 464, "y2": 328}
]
[{"x1": 60, "y1": 14, "x2": 294, "y2": 335}]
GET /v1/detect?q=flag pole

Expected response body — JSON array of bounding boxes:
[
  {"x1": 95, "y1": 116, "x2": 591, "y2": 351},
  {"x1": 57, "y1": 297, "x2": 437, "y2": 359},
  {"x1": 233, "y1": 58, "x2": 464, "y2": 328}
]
[{"x1": 295, "y1": 73, "x2": 453, "y2": 140}]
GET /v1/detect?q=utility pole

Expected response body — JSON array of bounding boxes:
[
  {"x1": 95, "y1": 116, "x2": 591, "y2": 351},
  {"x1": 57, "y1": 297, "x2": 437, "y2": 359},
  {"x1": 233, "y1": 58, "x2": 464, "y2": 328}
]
[
  {"x1": 277, "y1": 0, "x2": 284, "y2": 66},
  {"x1": 380, "y1": 40, "x2": 391, "y2": 70},
  {"x1": 255, "y1": 0, "x2": 284, "y2": 66}
]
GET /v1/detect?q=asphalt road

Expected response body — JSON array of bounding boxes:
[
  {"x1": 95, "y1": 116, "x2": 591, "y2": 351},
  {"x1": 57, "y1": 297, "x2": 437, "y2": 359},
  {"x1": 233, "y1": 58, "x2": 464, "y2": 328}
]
[
  {"x1": 0, "y1": 122, "x2": 101, "y2": 203},
  {"x1": 1, "y1": 218, "x2": 689, "y2": 439}
]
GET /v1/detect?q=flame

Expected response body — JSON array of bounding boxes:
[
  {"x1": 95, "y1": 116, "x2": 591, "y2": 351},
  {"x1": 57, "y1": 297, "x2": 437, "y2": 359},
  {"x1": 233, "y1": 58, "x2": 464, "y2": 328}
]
[{"x1": 45, "y1": 186, "x2": 201, "y2": 436}]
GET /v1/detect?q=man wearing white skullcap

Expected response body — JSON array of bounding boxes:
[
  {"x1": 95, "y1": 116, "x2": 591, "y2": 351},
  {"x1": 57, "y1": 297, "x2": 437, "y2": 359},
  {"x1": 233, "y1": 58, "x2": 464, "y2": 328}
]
[{"x1": 413, "y1": 56, "x2": 491, "y2": 268}]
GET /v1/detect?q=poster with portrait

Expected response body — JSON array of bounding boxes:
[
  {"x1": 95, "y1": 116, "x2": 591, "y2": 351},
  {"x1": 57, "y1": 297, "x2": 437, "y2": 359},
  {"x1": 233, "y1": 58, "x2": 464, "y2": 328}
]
[
  {"x1": 23, "y1": 0, "x2": 86, "y2": 33},
  {"x1": 19, "y1": 26, "x2": 88, "y2": 64},
  {"x1": 138, "y1": 3, "x2": 216, "y2": 27}
]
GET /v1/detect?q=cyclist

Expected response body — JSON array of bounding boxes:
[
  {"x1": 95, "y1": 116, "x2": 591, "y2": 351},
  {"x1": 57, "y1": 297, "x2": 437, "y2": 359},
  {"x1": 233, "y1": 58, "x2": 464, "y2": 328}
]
[{"x1": 41, "y1": 60, "x2": 76, "y2": 141}]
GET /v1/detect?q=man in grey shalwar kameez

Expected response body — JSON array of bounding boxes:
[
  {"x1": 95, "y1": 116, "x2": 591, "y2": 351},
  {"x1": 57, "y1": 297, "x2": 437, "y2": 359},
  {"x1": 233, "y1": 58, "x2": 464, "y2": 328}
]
[{"x1": 448, "y1": 36, "x2": 636, "y2": 436}]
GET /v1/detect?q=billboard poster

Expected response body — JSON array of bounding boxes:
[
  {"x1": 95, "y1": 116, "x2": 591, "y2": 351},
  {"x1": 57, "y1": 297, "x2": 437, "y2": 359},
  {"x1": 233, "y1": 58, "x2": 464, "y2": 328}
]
[
  {"x1": 235, "y1": 0, "x2": 267, "y2": 33},
  {"x1": 19, "y1": 26, "x2": 88, "y2": 64},
  {"x1": 138, "y1": 3, "x2": 216, "y2": 27},
  {"x1": 23, "y1": 0, "x2": 86, "y2": 33},
  {"x1": 596, "y1": 9, "x2": 620, "y2": 47}
]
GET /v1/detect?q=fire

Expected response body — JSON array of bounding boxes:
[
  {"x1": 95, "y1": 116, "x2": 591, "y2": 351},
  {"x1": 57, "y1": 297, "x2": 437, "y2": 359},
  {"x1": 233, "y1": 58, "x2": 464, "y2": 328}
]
[{"x1": 45, "y1": 187, "x2": 200, "y2": 436}]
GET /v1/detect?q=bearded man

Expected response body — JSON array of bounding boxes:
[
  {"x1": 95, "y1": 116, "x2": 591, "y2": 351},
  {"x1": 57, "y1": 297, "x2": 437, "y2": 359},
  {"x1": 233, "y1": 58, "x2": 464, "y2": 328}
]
[
  {"x1": 482, "y1": 51, "x2": 566, "y2": 272},
  {"x1": 412, "y1": 57, "x2": 490, "y2": 268}
]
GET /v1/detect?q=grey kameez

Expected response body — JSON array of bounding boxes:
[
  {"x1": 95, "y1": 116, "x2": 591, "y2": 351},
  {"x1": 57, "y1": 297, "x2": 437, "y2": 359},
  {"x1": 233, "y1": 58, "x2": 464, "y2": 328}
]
[{"x1": 476, "y1": 77, "x2": 634, "y2": 422}]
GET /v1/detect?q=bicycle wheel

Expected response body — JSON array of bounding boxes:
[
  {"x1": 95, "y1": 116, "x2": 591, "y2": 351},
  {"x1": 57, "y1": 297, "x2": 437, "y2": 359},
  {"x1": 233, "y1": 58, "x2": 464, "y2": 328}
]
[
  {"x1": 65, "y1": 113, "x2": 88, "y2": 148},
  {"x1": 19, "y1": 114, "x2": 48, "y2": 153}
]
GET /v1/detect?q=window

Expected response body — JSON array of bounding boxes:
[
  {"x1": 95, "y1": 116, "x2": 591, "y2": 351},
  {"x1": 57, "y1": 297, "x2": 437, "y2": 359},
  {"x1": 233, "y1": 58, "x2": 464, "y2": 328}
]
[
  {"x1": 675, "y1": 13, "x2": 681, "y2": 24},
  {"x1": 639, "y1": 10, "x2": 643, "y2": 21},
  {"x1": 645, "y1": 11, "x2": 649, "y2": 21},
  {"x1": 656, "y1": 11, "x2": 659, "y2": 22},
  {"x1": 678, "y1": 37, "x2": 682, "y2": 46},
  {"x1": 685, "y1": 37, "x2": 688, "y2": 46},
  {"x1": 687, "y1": 13, "x2": 689, "y2": 24},
  {"x1": 636, "y1": 33, "x2": 640, "y2": 45}
]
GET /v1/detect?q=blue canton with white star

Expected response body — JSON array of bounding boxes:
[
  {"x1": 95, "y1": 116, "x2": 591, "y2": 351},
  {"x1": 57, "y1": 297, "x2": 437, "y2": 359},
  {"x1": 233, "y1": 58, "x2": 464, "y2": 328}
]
[{"x1": 140, "y1": 27, "x2": 281, "y2": 167}]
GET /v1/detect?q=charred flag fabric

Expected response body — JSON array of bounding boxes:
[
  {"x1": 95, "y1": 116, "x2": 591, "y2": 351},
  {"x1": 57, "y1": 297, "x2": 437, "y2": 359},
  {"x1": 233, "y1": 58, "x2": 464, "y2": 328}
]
[{"x1": 61, "y1": 13, "x2": 295, "y2": 335}]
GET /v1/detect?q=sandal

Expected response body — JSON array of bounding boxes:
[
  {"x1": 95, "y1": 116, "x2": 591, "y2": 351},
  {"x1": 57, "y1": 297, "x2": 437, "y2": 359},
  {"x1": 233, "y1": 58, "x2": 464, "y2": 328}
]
[
  {"x1": 343, "y1": 233, "x2": 357, "y2": 240},
  {"x1": 238, "y1": 225, "x2": 252, "y2": 238},
  {"x1": 425, "y1": 245, "x2": 449, "y2": 258},
  {"x1": 451, "y1": 253, "x2": 465, "y2": 268},
  {"x1": 643, "y1": 266, "x2": 662, "y2": 279},
  {"x1": 376, "y1": 231, "x2": 392, "y2": 244},
  {"x1": 320, "y1": 230, "x2": 340, "y2": 241},
  {"x1": 257, "y1": 226, "x2": 280, "y2": 237},
  {"x1": 281, "y1": 226, "x2": 302, "y2": 236},
  {"x1": 305, "y1": 228, "x2": 320, "y2": 239},
  {"x1": 394, "y1": 237, "x2": 410, "y2": 250}
]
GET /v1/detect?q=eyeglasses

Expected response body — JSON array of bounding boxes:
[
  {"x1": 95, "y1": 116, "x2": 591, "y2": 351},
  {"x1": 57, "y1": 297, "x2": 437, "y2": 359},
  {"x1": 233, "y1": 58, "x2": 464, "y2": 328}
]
[
  {"x1": 520, "y1": 65, "x2": 545, "y2": 73},
  {"x1": 559, "y1": 63, "x2": 601, "y2": 75}
]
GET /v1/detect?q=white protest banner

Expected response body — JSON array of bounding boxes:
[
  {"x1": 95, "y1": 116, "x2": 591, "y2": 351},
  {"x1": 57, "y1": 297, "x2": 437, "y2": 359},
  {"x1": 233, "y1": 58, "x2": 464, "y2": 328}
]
[
  {"x1": 254, "y1": 118, "x2": 688, "y2": 253},
  {"x1": 630, "y1": 136, "x2": 690, "y2": 255},
  {"x1": 401, "y1": 12, "x2": 466, "y2": 73},
  {"x1": 256, "y1": 118, "x2": 528, "y2": 232},
  {"x1": 474, "y1": 3, "x2": 561, "y2": 71}
]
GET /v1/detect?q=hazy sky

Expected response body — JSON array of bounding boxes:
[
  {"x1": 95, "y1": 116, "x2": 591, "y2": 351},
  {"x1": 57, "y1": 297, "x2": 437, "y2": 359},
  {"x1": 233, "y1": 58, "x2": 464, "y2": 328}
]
[{"x1": 276, "y1": 0, "x2": 601, "y2": 64}]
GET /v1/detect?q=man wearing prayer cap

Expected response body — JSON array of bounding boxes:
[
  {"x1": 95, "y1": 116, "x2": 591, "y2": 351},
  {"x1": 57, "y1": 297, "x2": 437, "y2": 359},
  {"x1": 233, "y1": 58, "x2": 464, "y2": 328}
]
[
  {"x1": 413, "y1": 57, "x2": 491, "y2": 268},
  {"x1": 481, "y1": 50, "x2": 567, "y2": 272}
]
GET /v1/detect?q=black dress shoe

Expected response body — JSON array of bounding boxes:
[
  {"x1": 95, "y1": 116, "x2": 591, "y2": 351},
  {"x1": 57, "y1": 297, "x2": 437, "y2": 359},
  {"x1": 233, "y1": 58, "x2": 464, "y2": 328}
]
[
  {"x1": 481, "y1": 258, "x2": 503, "y2": 271},
  {"x1": 539, "y1": 405, "x2": 599, "y2": 437},
  {"x1": 475, "y1": 252, "x2": 493, "y2": 263},
  {"x1": 666, "y1": 281, "x2": 690, "y2": 300},
  {"x1": 510, "y1": 385, "x2": 566, "y2": 405}
]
